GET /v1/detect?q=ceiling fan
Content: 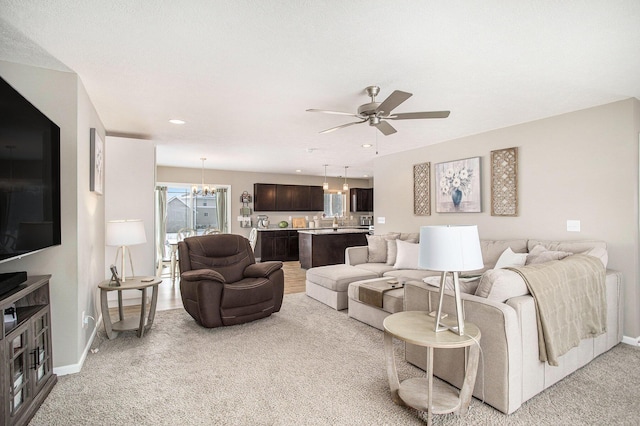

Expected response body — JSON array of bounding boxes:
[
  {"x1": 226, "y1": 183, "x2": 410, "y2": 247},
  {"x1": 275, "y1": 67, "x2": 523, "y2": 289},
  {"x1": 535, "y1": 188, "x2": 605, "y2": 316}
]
[{"x1": 307, "y1": 85, "x2": 450, "y2": 136}]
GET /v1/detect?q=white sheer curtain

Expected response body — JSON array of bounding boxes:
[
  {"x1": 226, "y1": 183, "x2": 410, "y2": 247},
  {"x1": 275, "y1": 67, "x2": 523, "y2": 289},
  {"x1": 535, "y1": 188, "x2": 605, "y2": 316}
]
[
  {"x1": 216, "y1": 187, "x2": 228, "y2": 233},
  {"x1": 154, "y1": 186, "x2": 168, "y2": 274}
]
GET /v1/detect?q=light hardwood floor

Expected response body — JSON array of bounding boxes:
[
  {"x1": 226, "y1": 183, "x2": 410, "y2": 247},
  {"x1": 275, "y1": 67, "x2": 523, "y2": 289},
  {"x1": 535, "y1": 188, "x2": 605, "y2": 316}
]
[{"x1": 110, "y1": 261, "x2": 306, "y2": 317}]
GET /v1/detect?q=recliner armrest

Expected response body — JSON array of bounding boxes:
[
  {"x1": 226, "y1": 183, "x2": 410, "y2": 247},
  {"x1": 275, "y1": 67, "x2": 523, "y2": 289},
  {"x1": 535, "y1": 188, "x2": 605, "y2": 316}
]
[
  {"x1": 245, "y1": 261, "x2": 283, "y2": 278},
  {"x1": 181, "y1": 269, "x2": 226, "y2": 283}
]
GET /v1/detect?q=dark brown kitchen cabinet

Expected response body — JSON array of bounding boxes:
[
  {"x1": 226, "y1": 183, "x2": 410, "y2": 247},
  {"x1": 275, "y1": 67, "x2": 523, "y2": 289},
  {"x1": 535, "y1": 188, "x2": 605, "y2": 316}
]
[
  {"x1": 350, "y1": 188, "x2": 373, "y2": 212},
  {"x1": 309, "y1": 186, "x2": 324, "y2": 211},
  {"x1": 253, "y1": 184, "x2": 276, "y2": 211},
  {"x1": 255, "y1": 230, "x2": 299, "y2": 261},
  {"x1": 254, "y1": 183, "x2": 324, "y2": 212}
]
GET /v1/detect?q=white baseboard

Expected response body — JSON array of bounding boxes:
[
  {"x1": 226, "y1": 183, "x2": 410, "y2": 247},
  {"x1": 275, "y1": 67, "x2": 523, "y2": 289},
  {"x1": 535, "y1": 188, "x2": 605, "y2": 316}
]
[
  {"x1": 53, "y1": 313, "x2": 102, "y2": 376},
  {"x1": 622, "y1": 335, "x2": 640, "y2": 346}
]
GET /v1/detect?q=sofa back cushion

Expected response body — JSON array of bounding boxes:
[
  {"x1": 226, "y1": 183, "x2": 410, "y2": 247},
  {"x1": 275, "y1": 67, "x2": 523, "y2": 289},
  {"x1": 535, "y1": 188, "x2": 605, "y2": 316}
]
[
  {"x1": 366, "y1": 234, "x2": 391, "y2": 263},
  {"x1": 393, "y1": 239, "x2": 421, "y2": 269},
  {"x1": 474, "y1": 268, "x2": 529, "y2": 302},
  {"x1": 464, "y1": 239, "x2": 528, "y2": 274},
  {"x1": 528, "y1": 239, "x2": 608, "y2": 268}
]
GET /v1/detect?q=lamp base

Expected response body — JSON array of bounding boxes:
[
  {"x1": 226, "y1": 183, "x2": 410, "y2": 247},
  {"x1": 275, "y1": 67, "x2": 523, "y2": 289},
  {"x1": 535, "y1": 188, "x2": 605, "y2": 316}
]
[{"x1": 433, "y1": 271, "x2": 466, "y2": 336}]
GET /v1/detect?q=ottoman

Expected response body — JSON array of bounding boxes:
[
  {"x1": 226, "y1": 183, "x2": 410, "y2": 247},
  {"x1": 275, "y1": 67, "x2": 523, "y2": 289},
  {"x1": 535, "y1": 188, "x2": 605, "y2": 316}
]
[
  {"x1": 305, "y1": 265, "x2": 378, "y2": 310},
  {"x1": 348, "y1": 277, "x2": 407, "y2": 330}
]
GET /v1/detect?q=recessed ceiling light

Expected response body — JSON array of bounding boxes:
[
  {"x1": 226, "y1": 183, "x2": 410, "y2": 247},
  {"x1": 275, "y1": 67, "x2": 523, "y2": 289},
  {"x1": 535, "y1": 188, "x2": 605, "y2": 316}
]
[
  {"x1": 169, "y1": 119, "x2": 185, "y2": 124},
  {"x1": 296, "y1": 169, "x2": 302, "y2": 173},
  {"x1": 362, "y1": 144, "x2": 372, "y2": 148},
  {"x1": 363, "y1": 174, "x2": 369, "y2": 178}
]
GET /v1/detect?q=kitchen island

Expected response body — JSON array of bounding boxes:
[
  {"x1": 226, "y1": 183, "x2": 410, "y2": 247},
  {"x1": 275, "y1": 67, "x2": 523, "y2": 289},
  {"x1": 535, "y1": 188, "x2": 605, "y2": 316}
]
[{"x1": 298, "y1": 228, "x2": 369, "y2": 269}]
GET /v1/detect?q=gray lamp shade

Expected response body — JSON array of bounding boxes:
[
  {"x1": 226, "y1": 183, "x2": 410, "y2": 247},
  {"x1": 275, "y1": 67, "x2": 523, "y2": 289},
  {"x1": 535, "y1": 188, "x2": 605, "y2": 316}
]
[{"x1": 418, "y1": 225, "x2": 483, "y2": 272}]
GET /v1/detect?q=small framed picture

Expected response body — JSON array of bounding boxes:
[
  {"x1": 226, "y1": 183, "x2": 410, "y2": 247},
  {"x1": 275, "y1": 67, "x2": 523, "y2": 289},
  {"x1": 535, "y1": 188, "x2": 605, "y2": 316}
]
[
  {"x1": 90, "y1": 128, "x2": 104, "y2": 195},
  {"x1": 109, "y1": 264, "x2": 121, "y2": 287}
]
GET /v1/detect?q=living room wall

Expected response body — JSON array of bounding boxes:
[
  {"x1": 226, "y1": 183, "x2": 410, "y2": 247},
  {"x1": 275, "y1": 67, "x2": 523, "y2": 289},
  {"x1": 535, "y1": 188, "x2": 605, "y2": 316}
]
[
  {"x1": 156, "y1": 167, "x2": 373, "y2": 239},
  {"x1": 0, "y1": 60, "x2": 106, "y2": 370},
  {"x1": 373, "y1": 98, "x2": 640, "y2": 340}
]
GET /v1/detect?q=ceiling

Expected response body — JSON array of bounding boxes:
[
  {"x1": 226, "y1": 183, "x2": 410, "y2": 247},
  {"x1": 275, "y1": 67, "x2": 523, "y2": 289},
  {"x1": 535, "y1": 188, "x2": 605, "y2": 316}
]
[{"x1": 1, "y1": 1, "x2": 639, "y2": 180}]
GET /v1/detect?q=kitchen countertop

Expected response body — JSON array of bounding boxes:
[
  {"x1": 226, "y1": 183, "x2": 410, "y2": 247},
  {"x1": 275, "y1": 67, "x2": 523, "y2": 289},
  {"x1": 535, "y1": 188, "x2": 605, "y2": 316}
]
[
  {"x1": 297, "y1": 228, "x2": 370, "y2": 235},
  {"x1": 257, "y1": 226, "x2": 369, "y2": 232}
]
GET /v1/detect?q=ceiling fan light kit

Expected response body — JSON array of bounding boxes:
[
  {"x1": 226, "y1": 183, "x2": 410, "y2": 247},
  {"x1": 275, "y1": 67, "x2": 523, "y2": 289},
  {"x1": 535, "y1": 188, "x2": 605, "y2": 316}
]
[{"x1": 307, "y1": 85, "x2": 450, "y2": 136}]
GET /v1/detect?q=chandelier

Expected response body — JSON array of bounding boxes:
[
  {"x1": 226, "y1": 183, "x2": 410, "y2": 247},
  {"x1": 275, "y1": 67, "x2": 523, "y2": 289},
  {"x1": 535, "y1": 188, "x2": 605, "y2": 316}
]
[{"x1": 191, "y1": 157, "x2": 213, "y2": 196}]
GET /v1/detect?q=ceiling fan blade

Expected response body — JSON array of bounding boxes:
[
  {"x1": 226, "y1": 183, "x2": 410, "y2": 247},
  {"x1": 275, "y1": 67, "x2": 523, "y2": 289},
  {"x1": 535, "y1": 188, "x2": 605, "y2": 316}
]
[
  {"x1": 374, "y1": 120, "x2": 397, "y2": 136},
  {"x1": 319, "y1": 119, "x2": 367, "y2": 134},
  {"x1": 375, "y1": 90, "x2": 412, "y2": 115},
  {"x1": 306, "y1": 109, "x2": 361, "y2": 117},
  {"x1": 387, "y1": 111, "x2": 451, "y2": 120}
]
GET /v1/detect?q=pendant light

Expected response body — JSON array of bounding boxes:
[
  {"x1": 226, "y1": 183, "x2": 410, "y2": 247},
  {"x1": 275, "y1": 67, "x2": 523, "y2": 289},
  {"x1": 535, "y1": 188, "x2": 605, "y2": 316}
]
[
  {"x1": 323, "y1": 164, "x2": 329, "y2": 190},
  {"x1": 343, "y1": 166, "x2": 349, "y2": 191},
  {"x1": 192, "y1": 157, "x2": 212, "y2": 196}
]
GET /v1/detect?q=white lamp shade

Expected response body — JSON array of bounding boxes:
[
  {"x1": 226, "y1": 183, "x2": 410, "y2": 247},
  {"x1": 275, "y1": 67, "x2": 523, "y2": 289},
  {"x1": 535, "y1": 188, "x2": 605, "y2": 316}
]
[
  {"x1": 419, "y1": 225, "x2": 483, "y2": 272},
  {"x1": 106, "y1": 219, "x2": 147, "y2": 246}
]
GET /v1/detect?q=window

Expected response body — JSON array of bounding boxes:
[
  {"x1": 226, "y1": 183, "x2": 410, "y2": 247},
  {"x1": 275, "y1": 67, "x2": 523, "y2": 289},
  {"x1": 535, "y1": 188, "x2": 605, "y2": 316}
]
[
  {"x1": 161, "y1": 184, "x2": 230, "y2": 238},
  {"x1": 324, "y1": 192, "x2": 346, "y2": 218}
]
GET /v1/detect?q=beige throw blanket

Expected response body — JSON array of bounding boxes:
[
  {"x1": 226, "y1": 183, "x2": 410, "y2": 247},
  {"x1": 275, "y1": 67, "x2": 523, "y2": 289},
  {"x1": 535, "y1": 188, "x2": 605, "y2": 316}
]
[
  {"x1": 358, "y1": 281, "x2": 401, "y2": 308},
  {"x1": 507, "y1": 254, "x2": 606, "y2": 366}
]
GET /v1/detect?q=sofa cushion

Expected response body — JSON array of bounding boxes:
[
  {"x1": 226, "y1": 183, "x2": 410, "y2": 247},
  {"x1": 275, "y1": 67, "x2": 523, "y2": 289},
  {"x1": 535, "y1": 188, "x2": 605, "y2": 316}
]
[
  {"x1": 526, "y1": 245, "x2": 572, "y2": 265},
  {"x1": 494, "y1": 247, "x2": 528, "y2": 269},
  {"x1": 582, "y1": 246, "x2": 608, "y2": 268},
  {"x1": 347, "y1": 278, "x2": 404, "y2": 314},
  {"x1": 474, "y1": 268, "x2": 529, "y2": 302},
  {"x1": 386, "y1": 236, "x2": 418, "y2": 265},
  {"x1": 384, "y1": 269, "x2": 438, "y2": 281},
  {"x1": 475, "y1": 239, "x2": 529, "y2": 272},
  {"x1": 393, "y1": 240, "x2": 421, "y2": 269},
  {"x1": 423, "y1": 275, "x2": 480, "y2": 294},
  {"x1": 354, "y1": 262, "x2": 396, "y2": 276},
  {"x1": 366, "y1": 234, "x2": 388, "y2": 263},
  {"x1": 528, "y1": 239, "x2": 608, "y2": 268},
  {"x1": 306, "y1": 265, "x2": 378, "y2": 292}
]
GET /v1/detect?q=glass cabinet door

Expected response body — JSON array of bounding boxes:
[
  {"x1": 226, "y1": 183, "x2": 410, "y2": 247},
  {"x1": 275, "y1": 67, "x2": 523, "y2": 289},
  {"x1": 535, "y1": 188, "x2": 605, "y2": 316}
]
[
  {"x1": 32, "y1": 309, "x2": 52, "y2": 392},
  {"x1": 7, "y1": 323, "x2": 30, "y2": 419}
]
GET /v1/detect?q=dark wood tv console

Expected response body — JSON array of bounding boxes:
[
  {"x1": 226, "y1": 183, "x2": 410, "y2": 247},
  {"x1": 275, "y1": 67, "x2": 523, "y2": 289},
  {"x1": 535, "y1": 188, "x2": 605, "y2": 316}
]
[{"x1": 1, "y1": 275, "x2": 57, "y2": 426}]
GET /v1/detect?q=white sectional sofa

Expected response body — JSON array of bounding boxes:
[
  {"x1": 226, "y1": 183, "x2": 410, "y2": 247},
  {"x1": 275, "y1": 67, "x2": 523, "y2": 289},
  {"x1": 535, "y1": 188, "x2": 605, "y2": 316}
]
[{"x1": 306, "y1": 235, "x2": 623, "y2": 414}]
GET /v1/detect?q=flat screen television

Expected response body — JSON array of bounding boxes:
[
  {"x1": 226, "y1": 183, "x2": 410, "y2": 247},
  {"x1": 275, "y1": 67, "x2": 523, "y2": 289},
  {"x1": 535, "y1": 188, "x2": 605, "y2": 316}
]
[{"x1": 0, "y1": 76, "x2": 61, "y2": 264}]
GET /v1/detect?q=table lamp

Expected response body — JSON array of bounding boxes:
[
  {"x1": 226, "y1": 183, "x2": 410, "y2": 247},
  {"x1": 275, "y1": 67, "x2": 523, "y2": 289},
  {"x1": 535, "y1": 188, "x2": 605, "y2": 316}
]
[
  {"x1": 418, "y1": 225, "x2": 483, "y2": 335},
  {"x1": 106, "y1": 219, "x2": 147, "y2": 282}
]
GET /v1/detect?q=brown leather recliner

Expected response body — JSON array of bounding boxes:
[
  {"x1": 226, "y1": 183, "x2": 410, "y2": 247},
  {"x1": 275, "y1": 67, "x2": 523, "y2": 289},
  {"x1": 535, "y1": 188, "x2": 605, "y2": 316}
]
[{"x1": 178, "y1": 234, "x2": 284, "y2": 328}]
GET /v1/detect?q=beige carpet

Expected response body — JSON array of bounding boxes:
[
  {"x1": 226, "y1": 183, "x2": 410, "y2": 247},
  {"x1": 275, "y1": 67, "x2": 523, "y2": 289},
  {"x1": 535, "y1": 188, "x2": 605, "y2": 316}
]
[{"x1": 30, "y1": 293, "x2": 640, "y2": 425}]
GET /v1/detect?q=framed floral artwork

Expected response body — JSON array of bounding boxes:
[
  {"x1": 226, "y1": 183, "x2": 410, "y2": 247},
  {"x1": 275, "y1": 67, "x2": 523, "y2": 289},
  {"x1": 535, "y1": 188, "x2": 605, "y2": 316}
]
[
  {"x1": 90, "y1": 128, "x2": 104, "y2": 195},
  {"x1": 435, "y1": 156, "x2": 481, "y2": 213}
]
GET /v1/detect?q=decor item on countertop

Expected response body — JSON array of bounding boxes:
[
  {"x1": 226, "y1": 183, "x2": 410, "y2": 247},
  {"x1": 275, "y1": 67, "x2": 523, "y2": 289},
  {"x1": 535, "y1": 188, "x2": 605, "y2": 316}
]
[
  {"x1": 90, "y1": 128, "x2": 104, "y2": 195},
  {"x1": 491, "y1": 147, "x2": 518, "y2": 216},
  {"x1": 106, "y1": 219, "x2": 147, "y2": 282},
  {"x1": 413, "y1": 162, "x2": 430, "y2": 216},
  {"x1": 257, "y1": 215, "x2": 269, "y2": 229},
  {"x1": 292, "y1": 217, "x2": 306, "y2": 228},
  {"x1": 435, "y1": 156, "x2": 481, "y2": 213},
  {"x1": 278, "y1": 221, "x2": 289, "y2": 228},
  {"x1": 418, "y1": 225, "x2": 483, "y2": 335}
]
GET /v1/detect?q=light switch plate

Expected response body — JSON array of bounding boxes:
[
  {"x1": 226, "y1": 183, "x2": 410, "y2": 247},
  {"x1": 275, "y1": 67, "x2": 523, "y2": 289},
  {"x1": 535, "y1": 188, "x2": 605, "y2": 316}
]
[
  {"x1": 567, "y1": 220, "x2": 581, "y2": 232},
  {"x1": 377, "y1": 217, "x2": 385, "y2": 224}
]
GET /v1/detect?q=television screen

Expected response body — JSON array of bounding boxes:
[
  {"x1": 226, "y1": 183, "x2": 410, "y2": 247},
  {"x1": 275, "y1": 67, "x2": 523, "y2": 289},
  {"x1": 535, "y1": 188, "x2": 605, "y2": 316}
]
[{"x1": 0, "y1": 76, "x2": 61, "y2": 263}]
